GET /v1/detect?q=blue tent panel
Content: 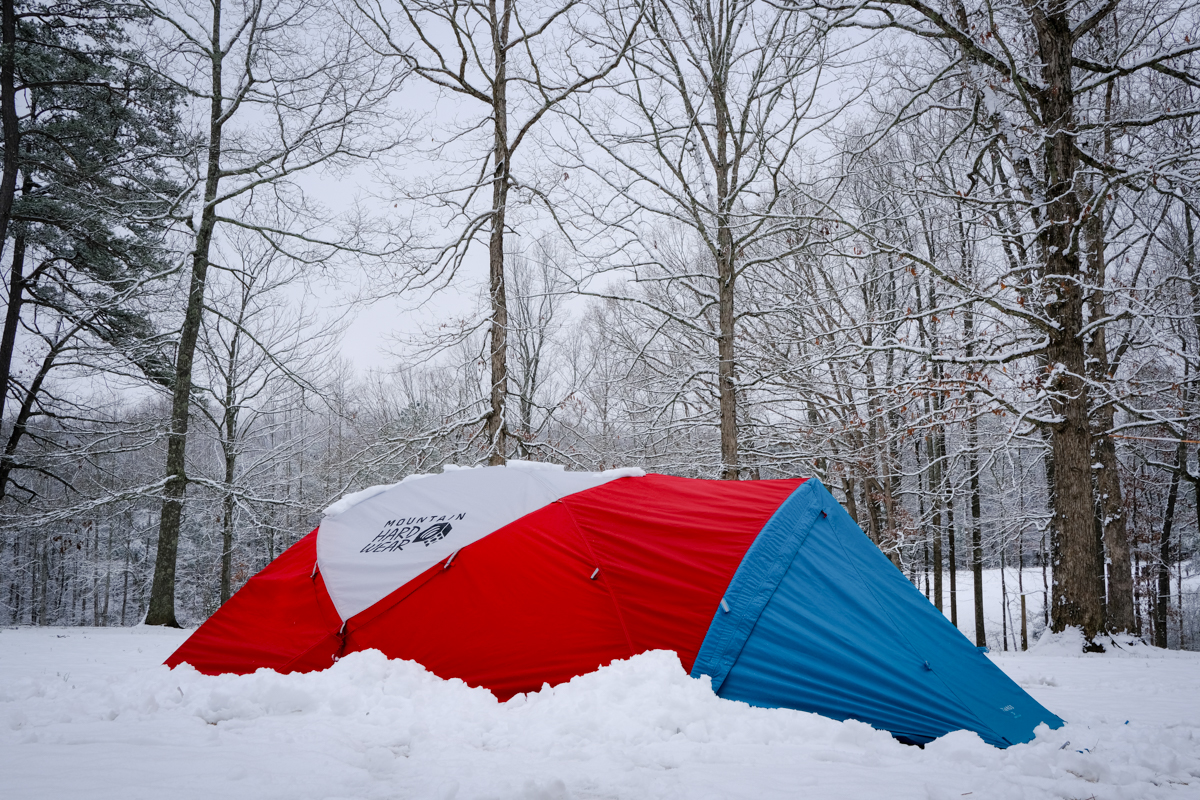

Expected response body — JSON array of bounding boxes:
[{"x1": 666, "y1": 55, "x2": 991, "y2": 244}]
[{"x1": 691, "y1": 478, "x2": 1063, "y2": 748}]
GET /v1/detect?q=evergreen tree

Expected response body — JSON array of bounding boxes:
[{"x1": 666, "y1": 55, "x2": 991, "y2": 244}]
[{"x1": 0, "y1": 1, "x2": 185, "y2": 502}]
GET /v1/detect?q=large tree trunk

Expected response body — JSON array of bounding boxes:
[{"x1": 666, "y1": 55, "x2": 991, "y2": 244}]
[
  {"x1": 219, "y1": 487, "x2": 234, "y2": 604},
  {"x1": 485, "y1": 0, "x2": 510, "y2": 466},
  {"x1": 1035, "y1": 10, "x2": 1104, "y2": 643},
  {"x1": 145, "y1": 3, "x2": 224, "y2": 626},
  {"x1": 1091, "y1": 400, "x2": 1133, "y2": 631},
  {"x1": 218, "y1": 323, "x2": 241, "y2": 604}
]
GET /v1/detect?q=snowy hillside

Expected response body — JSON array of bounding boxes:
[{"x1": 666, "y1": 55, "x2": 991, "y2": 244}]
[{"x1": 2, "y1": 626, "x2": 1198, "y2": 799}]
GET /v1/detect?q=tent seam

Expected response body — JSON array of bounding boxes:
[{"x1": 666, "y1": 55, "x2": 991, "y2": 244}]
[
  {"x1": 556, "y1": 499, "x2": 638, "y2": 659},
  {"x1": 692, "y1": 480, "x2": 819, "y2": 693}
]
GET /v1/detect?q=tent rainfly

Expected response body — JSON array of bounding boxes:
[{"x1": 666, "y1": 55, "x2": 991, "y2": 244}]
[{"x1": 167, "y1": 464, "x2": 1063, "y2": 748}]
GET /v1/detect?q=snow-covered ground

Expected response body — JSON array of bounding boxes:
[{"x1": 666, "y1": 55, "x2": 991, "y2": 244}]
[
  {"x1": 931, "y1": 565, "x2": 1199, "y2": 651},
  {"x1": 2, "y1": 626, "x2": 1199, "y2": 799},
  {"x1": 935, "y1": 567, "x2": 1053, "y2": 650}
]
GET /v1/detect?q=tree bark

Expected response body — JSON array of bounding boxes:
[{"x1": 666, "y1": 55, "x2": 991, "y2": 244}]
[
  {"x1": 1155, "y1": 441, "x2": 1184, "y2": 648},
  {"x1": 1034, "y1": 9, "x2": 1104, "y2": 643},
  {"x1": 932, "y1": 452, "x2": 943, "y2": 612},
  {"x1": 943, "y1": 430, "x2": 957, "y2": 626},
  {"x1": 219, "y1": 398, "x2": 237, "y2": 605},
  {"x1": 970, "y1": 418, "x2": 985, "y2": 646},
  {"x1": 485, "y1": 0, "x2": 511, "y2": 466},
  {"x1": 1085, "y1": 186, "x2": 1134, "y2": 632},
  {"x1": 145, "y1": 0, "x2": 225, "y2": 626},
  {"x1": 963, "y1": 295, "x2": 986, "y2": 645},
  {"x1": 0, "y1": 0, "x2": 18, "y2": 268},
  {"x1": 715, "y1": 89, "x2": 738, "y2": 480}
]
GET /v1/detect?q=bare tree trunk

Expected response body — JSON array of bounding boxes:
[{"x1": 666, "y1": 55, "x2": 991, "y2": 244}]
[
  {"x1": 945, "y1": 438, "x2": 957, "y2": 627},
  {"x1": 102, "y1": 522, "x2": 113, "y2": 625},
  {"x1": 216, "y1": 317, "x2": 243, "y2": 605},
  {"x1": 715, "y1": 93, "x2": 738, "y2": 480},
  {"x1": 1086, "y1": 197, "x2": 1134, "y2": 632},
  {"x1": 970, "y1": 420, "x2": 985, "y2": 646},
  {"x1": 485, "y1": 3, "x2": 511, "y2": 465},
  {"x1": 1001, "y1": 536, "x2": 1008, "y2": 650},
  {"x1": 1156, "y1": 441, "x2": 1184, "y2": 648},
  {"x1": 717, "y1": 222, "x2": 738, "y2": 480},
  {"x1": 146, "y1": 3, "x2": 226, "y2": 626},
  {"x1": 1037, "y1": 11, "x2": 1103, "y2": 643},
  {"x1": 932, "y1": 456, "x2": 943, "y2": 613},
  {"x1": 0, "y1": 0, "x2": 18, "y2": 269},
  {"x1": 927, "y1": 275, "x2": 944, "y2": 612},
  {"x1": 91, "y1": 523, "x2": 100, "y2": 625},
  {"x1": 219, "y1": 423, "x2": 236, "y2": 605},
  {"x1": 120, "y1": 539, "x2": 129, "y2": 625}
]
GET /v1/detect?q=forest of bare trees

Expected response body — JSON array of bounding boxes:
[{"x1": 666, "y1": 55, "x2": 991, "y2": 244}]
[{"x1": 0, "y1": 0, "x2": 1197, "y2": 652}]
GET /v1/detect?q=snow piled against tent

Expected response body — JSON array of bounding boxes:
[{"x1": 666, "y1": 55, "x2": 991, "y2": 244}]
[{"x1": 2, "y1": 627, "x2": 1199, "y2": 799}]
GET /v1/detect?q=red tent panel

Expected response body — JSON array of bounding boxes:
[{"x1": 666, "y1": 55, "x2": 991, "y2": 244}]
[
  {"x1": 563, "y1": 474, "x2": 805, "y2": 672},
  {"x1": 167, "y1": 473, "x2": 806, "y2": 699},
  {"x1": 166, "y1": 530, "x2": 341, "y2": 674}
]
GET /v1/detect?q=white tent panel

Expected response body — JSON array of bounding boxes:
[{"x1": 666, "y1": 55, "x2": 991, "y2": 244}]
[{"x1": 316, "y1": 463, "x2": 643, "y2": 620}]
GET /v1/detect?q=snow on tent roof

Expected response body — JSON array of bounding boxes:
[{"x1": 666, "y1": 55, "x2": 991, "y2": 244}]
[{"x1": 167, "y1": 468, "x2": 1062, "y2": 748}]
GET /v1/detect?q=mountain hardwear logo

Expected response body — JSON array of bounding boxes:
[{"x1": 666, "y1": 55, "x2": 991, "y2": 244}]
[
  {"x1": 412, "y1": 522, "x2": 452, "y2": 546},
  {"x1": 359, "y1": 514, "x2": 464, "y2": 553}
]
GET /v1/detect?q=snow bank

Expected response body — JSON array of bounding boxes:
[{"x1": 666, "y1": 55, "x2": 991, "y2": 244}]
[
  {"x1": 3, "y1": 627, "x2": 1199, "y2": 799},
  {"x1": 1027, "y1": 627, "x2": 1192, "y2": 658}
]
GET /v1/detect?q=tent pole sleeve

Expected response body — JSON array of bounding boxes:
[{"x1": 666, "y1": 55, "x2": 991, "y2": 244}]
[{"x1": 690, "y1": 479, "x2": 826, "y2": 693}]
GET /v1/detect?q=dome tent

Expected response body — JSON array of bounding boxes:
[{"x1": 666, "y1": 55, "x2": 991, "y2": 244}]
[{"x1": 167, "y1": 463, "x2": 1062, "y2": 748}]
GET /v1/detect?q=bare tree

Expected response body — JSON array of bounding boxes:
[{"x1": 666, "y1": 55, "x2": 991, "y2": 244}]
[
  {"x1": 798, "y1": 0, "x2": 1200, "y2": 643},
  {"x1": 194, "y1": 221, "x2": 340, "y2": 604},
  {"x1": 350, "y1": 0, "x2": 641, "y2": 465},
  {"x1": 562, "y1": 0, "x2": 840, "y2": 478},
  {"x1": 139, "y1": 0, "x2": 402, "y2": 626},
  {"x1": 507, "y1": 238, "x2": 574, "y2": 456}
]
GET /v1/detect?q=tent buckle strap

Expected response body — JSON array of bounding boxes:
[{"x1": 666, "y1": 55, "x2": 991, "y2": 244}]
[
  {"x1": 590, "y1": 568, "x2": 600, "y2": 580},
  {"x1": 310, "y1": 562, "x2": 318, "y2": 580},
  {"x1": 336, "y1": 621, "x2": 349, "y2": 659},
  {"x1": 444, "y1": 550, "x2": 458, "y2": 569},
  {"x1": 720, "y1": 598, "x2": 731, "y2": 613}
]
